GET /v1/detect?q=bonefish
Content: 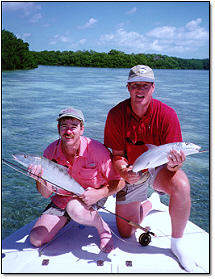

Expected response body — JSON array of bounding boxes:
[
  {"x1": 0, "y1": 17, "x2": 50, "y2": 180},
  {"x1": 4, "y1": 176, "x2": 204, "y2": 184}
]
[
  {"x1": 3, "y1": 154, "x2": 156, "y2": 242},
  {"x1": 132, "y1": 142, "x2": 204, "y2": 172},
  {"x1": 3, "y1": 154, "x2": 155, "y2": 239},
  {"x1": 12, "y1": 154, "x2": 85, "y2": 196}
]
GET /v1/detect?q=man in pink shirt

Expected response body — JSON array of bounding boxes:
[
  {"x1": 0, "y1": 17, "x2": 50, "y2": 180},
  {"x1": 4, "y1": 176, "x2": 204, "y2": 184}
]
[
  {"x1": 29, "y1": 107, "x2": 124, "y2": 253},
  {"x1": 104, "y1": 65, "x2": 197, "y2": 271}
]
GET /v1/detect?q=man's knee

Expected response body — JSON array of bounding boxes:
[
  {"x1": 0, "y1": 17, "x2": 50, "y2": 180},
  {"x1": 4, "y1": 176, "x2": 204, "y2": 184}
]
[
  {"x1": 30, "y1": 227, "x2": 49, "y2": 247},
  {"x1": 155, "y1": 168, "x2": 190, "y2": 195},
  {"x1": 66, "y1": 199, "x2": 94, "y2": 224},
  {"x1": 116, "y1": 211, "x2": 140, "y2": 238},
  {"x1": 116, "y1": 219, "x2": 134, "y2": 238},
  {"x1": 171, "y1": 170, "x2": 190, "y2": 194},
  {"x1": 67, "y1": 199, "x2": 81, "y2": 218}
]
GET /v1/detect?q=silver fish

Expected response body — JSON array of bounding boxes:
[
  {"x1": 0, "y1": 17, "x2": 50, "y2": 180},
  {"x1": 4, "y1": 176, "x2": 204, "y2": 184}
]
[
  {"x1": 12, "y1": 154, "x2": 85, "y2": 196},
  {"x1": 132, "y1": 142, "x2": 202, "y2": 172}
]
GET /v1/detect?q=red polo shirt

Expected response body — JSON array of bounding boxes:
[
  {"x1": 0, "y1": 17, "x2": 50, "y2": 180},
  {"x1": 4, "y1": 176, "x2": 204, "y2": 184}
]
[{"x1": 104, "y1": 98, "x2": 182, "y2": 165}]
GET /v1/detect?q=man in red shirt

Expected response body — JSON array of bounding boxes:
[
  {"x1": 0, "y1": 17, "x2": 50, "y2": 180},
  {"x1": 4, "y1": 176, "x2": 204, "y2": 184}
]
[
  {"x1": 29, "y1": 107, "x2": 124, "y2": 253},
  {"x1": 104, "y1": 65, "x2": 196, "y2": 271}
]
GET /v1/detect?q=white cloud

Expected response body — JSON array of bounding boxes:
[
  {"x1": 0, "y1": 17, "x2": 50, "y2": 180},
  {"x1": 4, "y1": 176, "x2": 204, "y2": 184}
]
[
  {"x1": 99, "y1": 18, "x2": 208, "y2": 55},
  {"x1": 2, "y1": 2, "x2": 42, "y2": 24},
  {"x1": 30, "y1": 13, "x2": 42, "y2": 23},
  {"x1": 146, "y1": 26, "x2": 176, "y2": 39},
  {"x1": 69, "y1": 39, "x2": 87, "y2": 48},
  {"x1": 2, "y1": 2, "x2": 41, "y2": 16},
  {"x1": 78, "y1": 39, "x2": 87, "y2": 45},
  {"x1": 99, "y1": 28, "x2": 147, "y2": 50},
  {"x1": 146, "y1": 18, "x2": 208, "y2": 53},
  {"x1": 50, "y1": 34, "x2": 71, "y2": 45},
  {"x1": 186, "y1": 18, "x2": 202, "y2": 31},
  {"x1": 126, "y1": 7, "x2": 137, "y2": 15},
  {"x1": 49, "y1": 34, "x2": 86, "y2": 47},
  {"x1": 151, "y1": 40, "x2": 163, "y2": 51},
  {"x1": 78, "y1": 18, "x2": 98, "y2": 29}
]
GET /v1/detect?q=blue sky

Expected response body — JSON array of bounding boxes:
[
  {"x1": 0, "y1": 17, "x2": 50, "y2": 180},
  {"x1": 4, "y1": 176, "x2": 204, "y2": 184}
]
[{"x1": 2, "y1": 1, "x2": 210, "y2": 59}]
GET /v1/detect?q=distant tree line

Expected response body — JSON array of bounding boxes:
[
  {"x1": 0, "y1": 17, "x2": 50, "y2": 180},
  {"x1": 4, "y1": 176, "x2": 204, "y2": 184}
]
[
  {"x1": 31, "y1": 49, "x2": 209, "y2": 70},
  {"x1": 2, "y1": 30, "x2": 209, "y2": 71}
]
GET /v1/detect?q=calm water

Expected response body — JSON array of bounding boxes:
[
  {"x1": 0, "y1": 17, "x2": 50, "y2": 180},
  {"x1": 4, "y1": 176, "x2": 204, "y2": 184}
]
[{"x1": 2, "y1": 66, "x2": 209, "y2": 239}]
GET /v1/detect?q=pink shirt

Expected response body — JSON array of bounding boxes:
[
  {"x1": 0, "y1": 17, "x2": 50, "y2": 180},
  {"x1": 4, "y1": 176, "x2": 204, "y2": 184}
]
[{"x1": 43, "y1": 136, "x2": 120, "y2": 209}]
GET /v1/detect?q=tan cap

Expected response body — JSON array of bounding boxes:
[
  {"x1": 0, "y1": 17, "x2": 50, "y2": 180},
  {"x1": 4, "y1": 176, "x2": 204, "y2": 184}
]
[
  {"x1": 127, "y1": 65, "x2": 155, "y2": 83},
  {"x1": 57, "y1": 106, "x2": 85, "y2": 122}
]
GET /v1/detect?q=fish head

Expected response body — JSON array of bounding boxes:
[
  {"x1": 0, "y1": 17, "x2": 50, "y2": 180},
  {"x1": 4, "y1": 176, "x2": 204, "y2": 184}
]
[
  {"x1": 180, "y1": 142, "x2": 202, "y2": 156},
  {"x1": 183, "y1": 142, "x2": 201, "y2": 151},
  {"x1": 12, "y1": 153, "x2": 41, "y2": 167}
]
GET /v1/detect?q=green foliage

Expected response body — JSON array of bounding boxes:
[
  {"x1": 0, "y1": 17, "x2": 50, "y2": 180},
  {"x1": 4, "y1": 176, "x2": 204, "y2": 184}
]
[
  {"x1": 31, "y1": 49, "x2": 209, "y2": 70},
  {"x1": 2, "y1": 30, "x2": 209, "y2": 71},
  {"x1": 2, "y1": 30, "x2": 37, "y2": 70}
]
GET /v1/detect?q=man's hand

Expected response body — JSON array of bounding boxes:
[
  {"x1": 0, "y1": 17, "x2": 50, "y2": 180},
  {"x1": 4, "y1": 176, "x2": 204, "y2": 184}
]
[
  {"x1": 80, "y1": 187, "x2": 103, "y2": 207},
  {"x1": 119, "y1": 165, "x2": 142, "y2": 184},
  {"x1": 112, "y1": 151, "x2": 141, "y2": 184},
  {"x1": 167, "y1": 150, "x2": 186, "y2": 172},
  {"x1": 27, "y1": 164, "x2": 53, "y2": 198},
  {"x1": 27, "y1": 164, "x2": 43, "y2": 182}
]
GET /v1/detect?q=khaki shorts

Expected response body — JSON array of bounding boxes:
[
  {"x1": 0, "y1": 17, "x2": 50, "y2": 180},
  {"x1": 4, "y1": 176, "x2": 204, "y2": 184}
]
[
  {"x1": 116, "y1": 166, "x2": 164, "y2": 204},
  {"x1": 43, "y1": 202, "x2": 71, "y2": 223},
  {"x1": 43, "y1": 197, "x2": 108, "y2": 219}
]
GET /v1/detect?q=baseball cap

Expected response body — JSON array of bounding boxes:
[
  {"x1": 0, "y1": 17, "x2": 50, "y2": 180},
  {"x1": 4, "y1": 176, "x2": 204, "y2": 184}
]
[
  {"x1": 57, "y1": 106, "x2": 85, "y2": 122},
  {"x1": 127, "y1": 65, "x2": 155, "y2": 83}
]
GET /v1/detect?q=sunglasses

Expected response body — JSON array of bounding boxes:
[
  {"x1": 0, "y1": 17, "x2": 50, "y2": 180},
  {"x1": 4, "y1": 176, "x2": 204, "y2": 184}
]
[{"x1": 126, "y1": 137, "x2": 145, "y2": 145}]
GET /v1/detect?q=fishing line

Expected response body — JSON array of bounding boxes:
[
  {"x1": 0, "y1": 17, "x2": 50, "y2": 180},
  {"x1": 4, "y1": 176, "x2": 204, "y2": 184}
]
[
  {"x1": 97, "y1": 204, "x2": 152, "y2": 234},
  {"x1": 2, "y1": 158, "x2": 155, "y2": 240},
  {"x1": 2, "y1": 159, "x2": 72, "y2": 197}
]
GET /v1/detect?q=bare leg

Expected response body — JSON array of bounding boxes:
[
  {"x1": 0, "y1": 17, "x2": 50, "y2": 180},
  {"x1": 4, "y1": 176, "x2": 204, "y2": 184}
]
[
  {"x1": 116, "y1": 195, "x2": 163, "y2": 237},
  {"x1": 140, "y1": 200, "x2": 152, "y2": 223},
  {"x1": 30, "y1": 214, "x2": 68, "y2": 247},
  {"x1": 153, "y1": 167, "x2": 191, "y2": 238},
  {"x1": 116, "y1": 201, "x2": 142, "y2": 238},
  {"x1": 153, "y1": 167, "x2": 197, "y2": 272},
  {"x1": 66, "y1": 198, "x2": 113, "y2": 253}
]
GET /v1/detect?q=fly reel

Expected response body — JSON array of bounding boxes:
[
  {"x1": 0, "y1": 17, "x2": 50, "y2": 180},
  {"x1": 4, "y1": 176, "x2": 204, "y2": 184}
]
[{"x1": 139, "y1": 231, "x2": 154, "y2": 246}]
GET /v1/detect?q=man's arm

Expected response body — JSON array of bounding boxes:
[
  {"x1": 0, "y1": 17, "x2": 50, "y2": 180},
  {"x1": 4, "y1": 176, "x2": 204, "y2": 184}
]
[
  {"x1": 28, "y1": 164, "x2": 53, "y2": 198},
  {"x1": 113, "y1": 149, "x2": 186, "y2": 177},
  {"x1": 80, "y1": 178, "x2": 125, "y2": 207},
  {"x1": 36, "y1": 180, "x2": 53, "y2": 198},
  {"x1": 112, "y1": 150, "x2": 141, "y2": 184}
]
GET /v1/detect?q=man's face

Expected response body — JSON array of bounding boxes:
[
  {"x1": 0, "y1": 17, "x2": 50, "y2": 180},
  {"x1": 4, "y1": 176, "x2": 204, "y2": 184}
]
[
  {"x1": 58, "y1": 118, "x2": 84, "y2": 147},
  {"x1": 128, "y1": 81, "x2": 155, "y2": 107}
]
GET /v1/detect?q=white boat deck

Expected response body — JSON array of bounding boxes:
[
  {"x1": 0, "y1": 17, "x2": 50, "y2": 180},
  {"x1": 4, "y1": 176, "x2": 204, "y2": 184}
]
[{"x1": 2, "y1": 196, "x2": 209, "y2": 273}]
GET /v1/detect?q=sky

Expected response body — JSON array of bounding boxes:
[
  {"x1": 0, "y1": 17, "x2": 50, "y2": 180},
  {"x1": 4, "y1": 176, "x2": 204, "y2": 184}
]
[{"x1": 2, "y1": 1, "x2": 210, "y2": 59}]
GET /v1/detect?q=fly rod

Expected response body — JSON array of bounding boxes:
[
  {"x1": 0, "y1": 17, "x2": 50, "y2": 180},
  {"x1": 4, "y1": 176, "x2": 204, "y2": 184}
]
[{"x1": 3, "y1": 158, "x2": 156, "y2": 244}]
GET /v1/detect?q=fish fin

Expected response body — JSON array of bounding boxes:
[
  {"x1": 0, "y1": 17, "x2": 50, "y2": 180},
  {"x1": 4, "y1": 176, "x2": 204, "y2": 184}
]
[{"x1": 145, "y1": 144, "x2": 158, "y2": 150}]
